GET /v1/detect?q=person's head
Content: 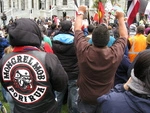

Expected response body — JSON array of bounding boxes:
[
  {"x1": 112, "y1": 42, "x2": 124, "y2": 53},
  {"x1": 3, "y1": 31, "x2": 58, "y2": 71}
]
[
  {"x1": 134, "y1": 50, "x2": 150, "y2": 89},
  {"x1": 113, "y1": 28, "x2": 120, "y2": 39},
  {"x1": 136, "y1": 25, "x2": 145, "y2": 34},
  {"x1": 50, "y1": 23, "x2": 57, "y2": 30},
  {"x1": 145, "y1": 24, "x2": 149, "y2": 29},
  {"x1": 8, "y1": 18, "x2": 42, "y2": 48},
  {"x1": 146, "y1": 34, "x2": 150, "y2": 45},
  {"x1": 38, "y1": 24, "x2": 48, "y2": 36},
  {"x1": 60, "y1": 20, "x2": 72, "y2": 32},
  {"x1": 129, "y1": 24, "x2": 137, "y2": 36},
  {"x1": 92, "y1": 24, "x2": 109, "y2": 47},
  {"x1": 87, "y1": 24, "x2": 95, "y2": 34}
]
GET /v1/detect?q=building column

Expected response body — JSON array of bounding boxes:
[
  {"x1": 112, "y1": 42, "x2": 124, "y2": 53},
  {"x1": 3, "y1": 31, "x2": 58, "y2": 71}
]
[
  {"x1": 77, "y1": 0, "x2": 80, "y2": 6},
  {"x1": 24, "y1": 0, "x2": 27, "y2": 10},
  {"x1": 50, "y1": 0, "x2": 52, "y2": 7},
  {"x1": 36, "y1": 0, "x2": 39, "y2": 10},
  {"x1": 11, "y1": 0, "x2": 13, "y2": 16},
  {"x1": 18, "y1": 0, "x2": 21, "y2": 10},
  {"x1": 28, "y1": 0, "x2": 32, "y2": 9},
  {"x1": 40, "y1": 0, "x2": 45, "y2": 10},
  {"x1": 46, "y1": 0, "x2": 50, "y2": 10},
  {"x1": 89, "y1": 0, "x2": 92, "y2": 8},
  {"x1": 0, "y1": 0, "x2": 2, "y2": 13}
]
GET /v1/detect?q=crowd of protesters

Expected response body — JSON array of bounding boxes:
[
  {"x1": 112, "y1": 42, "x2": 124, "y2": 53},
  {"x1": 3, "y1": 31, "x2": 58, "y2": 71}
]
[{"x1": 0, "y1": 5, "x2": 150, "y2": 113}]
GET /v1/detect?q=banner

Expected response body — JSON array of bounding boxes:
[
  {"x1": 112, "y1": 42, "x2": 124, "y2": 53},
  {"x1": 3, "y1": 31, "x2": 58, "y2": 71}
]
[
  {"x1": 98, "y1": 0, "x2": 105, "y2": 23},
  {"x1": 127, "y1": 0, "x2": 140, "y2": 26}
]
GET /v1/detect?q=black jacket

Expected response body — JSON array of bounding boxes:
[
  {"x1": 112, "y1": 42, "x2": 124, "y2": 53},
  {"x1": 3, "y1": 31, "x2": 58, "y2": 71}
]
[
  {"x1": 0, "y1": 50, "x2": 68, "y2": 113},
  {"x1": 52, "y1": 33, "x2": 79, "y2": 80}
]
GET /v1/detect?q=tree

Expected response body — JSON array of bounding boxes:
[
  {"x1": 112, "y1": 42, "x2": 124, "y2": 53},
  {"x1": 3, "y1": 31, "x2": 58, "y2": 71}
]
[{"x1": 93, "y1": 0, "x2": 120, "y2": 9}]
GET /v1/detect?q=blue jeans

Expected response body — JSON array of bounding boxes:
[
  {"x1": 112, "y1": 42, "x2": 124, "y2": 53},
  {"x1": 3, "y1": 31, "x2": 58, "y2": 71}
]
[
  {"x1": 2, "y1": 20, "x2": 6, "y2": 26},
  {"x1": 55, "y1": 80, "x2": 79, "y2": 113},
  {"x1": 2, "y1": 87, "x2": 14, "y2": 113},
  {"x1": 77, "y1": 98, "x2": 102, "y2": 113}
]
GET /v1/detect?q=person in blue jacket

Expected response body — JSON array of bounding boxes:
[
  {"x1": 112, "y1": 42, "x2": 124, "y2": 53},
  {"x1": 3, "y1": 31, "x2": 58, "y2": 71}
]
[
  {"x1": 52, "y1": 20, "x2": 79, "y2": 113},
  {"x1": 97, "y1": 49, "x2": 150, "y2": 113}
]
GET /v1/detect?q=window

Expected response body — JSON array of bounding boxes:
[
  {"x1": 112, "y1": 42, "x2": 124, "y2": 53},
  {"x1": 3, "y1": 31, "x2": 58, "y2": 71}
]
[
  {"x1": 85, "y1": 0, "x2": 89, "y2": 6},
  {"x1": 63, "y1": 0, "x2": 67, "y2": 5},
  {"x1": 9, "y1": 0, "x2": 11, "y2": 7},
  {"x1": 32, "y1": 0, "x2": 34, "y2": 8}
]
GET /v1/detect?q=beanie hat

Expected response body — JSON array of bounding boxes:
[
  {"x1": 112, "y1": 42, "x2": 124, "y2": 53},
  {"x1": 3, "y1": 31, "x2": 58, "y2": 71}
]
[
  {"x1": 147, "y1": 34, "x2": 150, "y2": 44},
  {"x1": 60, "y1": 20, "x2": 72, "y2": 31},
  {"x1": 92, "y1": 24, "x2": 109, "y2": 47},
  {"x1": 129, "y1": 24, "x2": 136, "y2": 36},
  {"x1": 8, "y1": 18, "x2": 42, "y2": 47}
]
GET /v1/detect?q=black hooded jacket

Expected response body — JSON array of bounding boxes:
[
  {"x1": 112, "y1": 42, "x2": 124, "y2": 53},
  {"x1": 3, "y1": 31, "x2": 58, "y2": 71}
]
[
  {"x1": 0, "y1": 18, "x2": 68, "y2": 113},
  {"x1": 52, "y1": 32, "x2": 79, "y2": 80}
]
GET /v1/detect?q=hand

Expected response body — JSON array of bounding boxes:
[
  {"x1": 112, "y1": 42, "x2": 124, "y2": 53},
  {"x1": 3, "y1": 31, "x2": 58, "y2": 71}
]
[
  {"x1": 115, "y1": 11, "x2": 124, "y2": 19},
  {"x1": 78, "y1": 5, "x2": 87, "y2": 13},
  {"x1": 123, "y1": 77, "x2": 132, "y2": 90}
]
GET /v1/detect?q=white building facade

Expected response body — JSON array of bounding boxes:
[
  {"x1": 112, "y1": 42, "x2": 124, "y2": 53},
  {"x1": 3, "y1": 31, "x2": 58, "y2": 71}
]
[
  {"x1": 0, "y1": 0, "x2": 95, "y2": 19},
  {"x1": 0, "y1": 0, "x2": 128, "y2": 25}
]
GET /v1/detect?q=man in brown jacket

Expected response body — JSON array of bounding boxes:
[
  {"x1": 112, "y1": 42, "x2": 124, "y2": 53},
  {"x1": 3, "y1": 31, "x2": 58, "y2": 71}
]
[{"x1": 74, "y1": 5, "x2": 128, "y2": 113}]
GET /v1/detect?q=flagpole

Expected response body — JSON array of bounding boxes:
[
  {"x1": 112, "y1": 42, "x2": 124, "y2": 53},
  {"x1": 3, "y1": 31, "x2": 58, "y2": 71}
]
[
  {"x1": 87, "y1": 5, "x2": 91, "y2": 25},
  {"x1": 74, "y1": 0, "x2": 78, "y2": 19}
]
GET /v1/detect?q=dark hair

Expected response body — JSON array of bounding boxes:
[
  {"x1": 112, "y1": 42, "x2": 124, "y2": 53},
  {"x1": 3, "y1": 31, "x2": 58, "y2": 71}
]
[
  {"x1": 51, "y1": 23, "x2": 57, "y2": 30},
  {"x1": 92, "y1": 24, "x2": 109, "y2": 47},
  {"x1": 145, "y1": 24, "x2": 149, "y2": 28},
  {"x1": 39, "y1": 25, "x2": 48, "y2": 36},
  {"x1": 87, "y1": 24, "x2": 95, "y2": 33},
  {"x1": 136, "y1": 25, "x2": 145, "y2": 34},
  {"x1": 113, "y1": 28, "x2": 120, "y2": 39},
  {"x1": 60, "y1": 20, "x2": 72, "y2": 32},
  {"x1": 134, "y1": 50, "x2": 150, "y2": 89}
]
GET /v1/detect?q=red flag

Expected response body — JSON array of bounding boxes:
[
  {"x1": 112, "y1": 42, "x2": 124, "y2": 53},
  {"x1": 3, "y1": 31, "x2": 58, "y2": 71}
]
[
  {"x1": 127, "y1": 0, "x2": 140, "y2": 26},
  {"x1": 98, "y1": 1, "x2": 105, "y2": 23},
  {"x1": 93, "y1": 13, "x2": 99, "y2": 22}
]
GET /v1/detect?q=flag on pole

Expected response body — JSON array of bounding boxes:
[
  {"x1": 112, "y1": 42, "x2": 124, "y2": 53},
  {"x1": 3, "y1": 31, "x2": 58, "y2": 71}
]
[
  {"x1": 74, "y1": 0, "x2": 78, "y2": 8},
  {"x1": 127, "y1": 0, "x2": 140, "y2": 26},
  {"x1": 74, "y1": 0, "x2": 78, "y2": 18},
  {"x1": 93, "y1": 12, "x2": 99, "y2": 22},
  {"x1": 97, "y1": 0, "x2": 105, "y2": 23},
  {"x1": 87, "y1": 6, "x2": 91, "y2": 25},
  {"x1": 74, "y1": 0, "x2": 78, "y2": 10},
  {"x1": 139, "y1": 0, "x2": 148, "y2": 14},
  {"x1": 145, "y1": 2, "x2": 150, "y2": 15}
]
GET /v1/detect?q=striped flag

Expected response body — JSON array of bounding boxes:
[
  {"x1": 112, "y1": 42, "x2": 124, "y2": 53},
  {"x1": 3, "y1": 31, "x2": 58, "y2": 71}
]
[
  {"x1": 139, "y1": 0, "x2": 148, "y2": 14},
  {"x1": 145, "y1": 2, "x2": 150, "y2": 15},
  {"x1": 127, "y1": 0, "x2": 140, "y2": 26},
  {"x1": 98, "y1": 0, "x2": 105, "y2": 23}
]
